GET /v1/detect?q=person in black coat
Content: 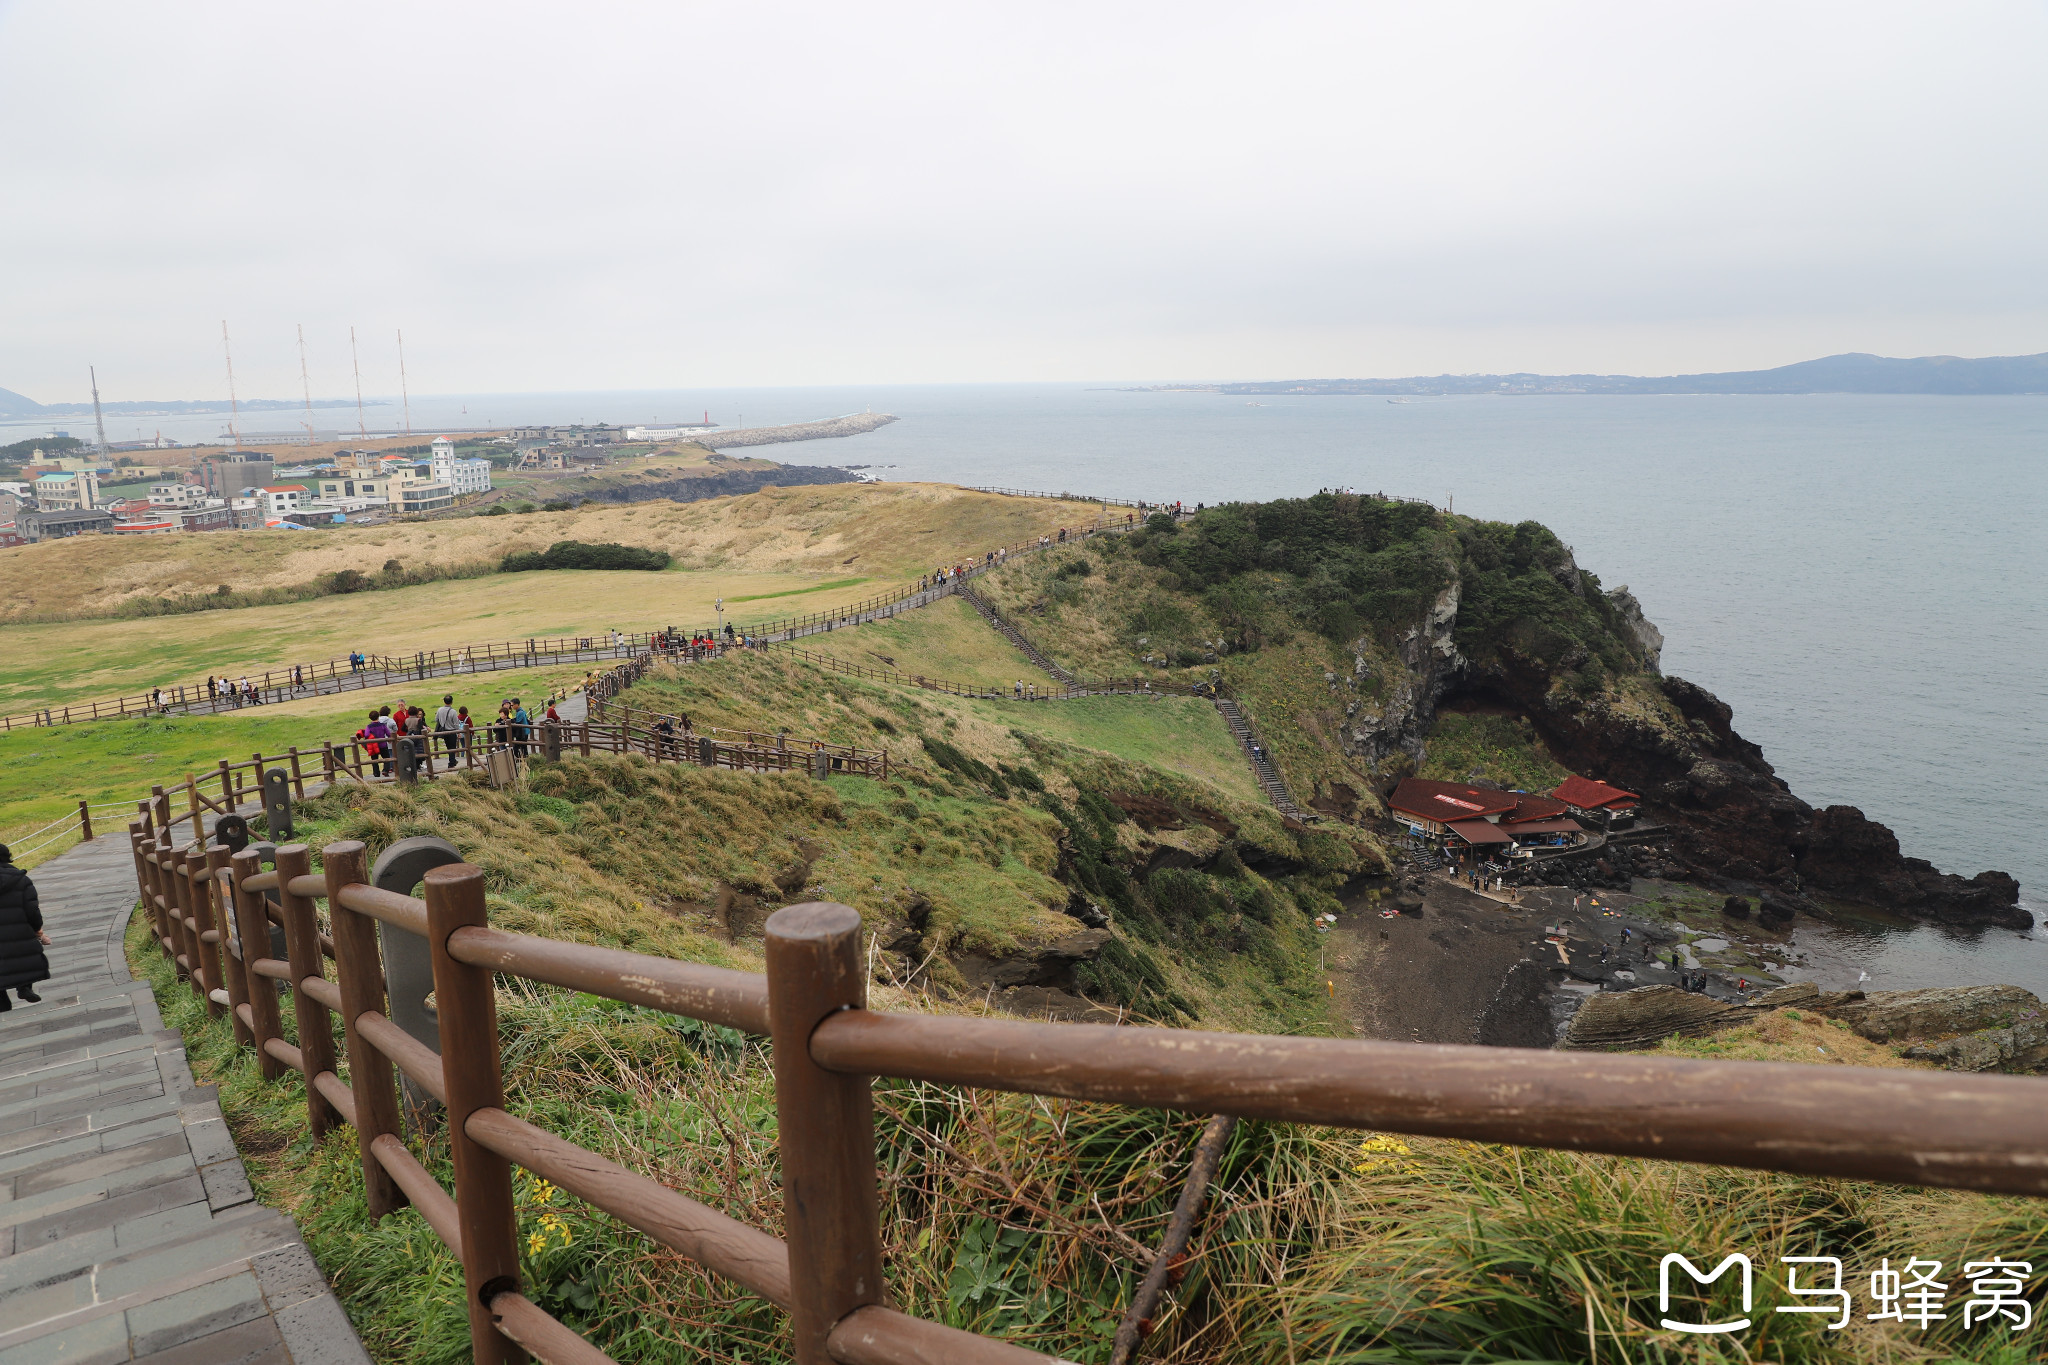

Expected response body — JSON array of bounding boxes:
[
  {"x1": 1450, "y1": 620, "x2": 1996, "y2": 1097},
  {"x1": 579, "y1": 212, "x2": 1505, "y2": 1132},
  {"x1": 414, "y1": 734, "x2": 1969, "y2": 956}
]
[{"x1": 0, "y1": 844, "x2": 52, "y2": 1009}]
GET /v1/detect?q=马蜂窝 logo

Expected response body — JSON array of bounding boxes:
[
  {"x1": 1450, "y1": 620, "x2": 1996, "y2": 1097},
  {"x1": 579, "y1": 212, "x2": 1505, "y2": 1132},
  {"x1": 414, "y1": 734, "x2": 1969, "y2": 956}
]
[{"x1": 1655, "y1": 1254, "x2": 2032, "y2": 1336}]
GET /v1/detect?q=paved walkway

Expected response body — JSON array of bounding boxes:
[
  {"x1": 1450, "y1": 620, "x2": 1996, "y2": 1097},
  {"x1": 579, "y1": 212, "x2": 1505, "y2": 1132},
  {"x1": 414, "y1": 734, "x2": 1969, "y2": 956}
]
[{"x1": 0, "y1": 835, "x2": 369, "y2": 1365}]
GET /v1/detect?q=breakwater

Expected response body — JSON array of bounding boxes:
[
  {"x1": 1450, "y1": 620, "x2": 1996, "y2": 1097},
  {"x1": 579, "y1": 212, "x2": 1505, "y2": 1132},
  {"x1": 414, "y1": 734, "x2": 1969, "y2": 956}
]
[{"x1": 690, "y1": 411, "x2": 897, "y2": 450}]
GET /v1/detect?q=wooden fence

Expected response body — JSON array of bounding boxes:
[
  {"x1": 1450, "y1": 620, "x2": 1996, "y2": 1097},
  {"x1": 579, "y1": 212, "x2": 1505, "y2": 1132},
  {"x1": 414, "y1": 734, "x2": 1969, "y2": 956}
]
[
  {"x1": 3, "y1": 501, "x2": 1148, "y2": 732},
  {"x1": 125, "y1": 805, "x2": 2048, "y2": 1365}
]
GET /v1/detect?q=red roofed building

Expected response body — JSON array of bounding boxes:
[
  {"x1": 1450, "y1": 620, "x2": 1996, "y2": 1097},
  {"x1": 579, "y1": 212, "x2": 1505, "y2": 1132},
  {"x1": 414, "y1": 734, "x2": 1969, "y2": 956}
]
[
  {"x1": 1391, "y1": 778, "x2": 1588, "y2": 849},
  {"x1": 1387, "y1": 778, "x2": 1516, "y2": 834},
  {"x1": 1551, "y1": 774, "x2": 1639, "y2": 812}
]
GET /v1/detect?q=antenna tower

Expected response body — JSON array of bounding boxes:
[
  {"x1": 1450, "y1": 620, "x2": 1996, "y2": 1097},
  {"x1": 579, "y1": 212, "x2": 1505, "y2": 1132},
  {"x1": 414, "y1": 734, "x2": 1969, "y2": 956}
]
[
  {"x1": 88, "y1": 366, "x2": 109, "y2": 454},
  {"x1": 221, "y1": 321, "x2": 242, "y2": 448},
  {"x1": 397, "y1": 328, "x2": 413, "y2": 435},
  {"x1": 297, "y1": 324, "x2": 317, "y2": 443},
  {"x1": 349, "y1": 327, "x2": 368, "y2": 438}
]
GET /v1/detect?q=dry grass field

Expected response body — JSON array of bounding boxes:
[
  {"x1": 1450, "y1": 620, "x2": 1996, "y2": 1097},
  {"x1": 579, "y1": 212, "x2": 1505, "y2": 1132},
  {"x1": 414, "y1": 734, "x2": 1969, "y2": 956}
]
[
  {"x1": 0, "y1": 483, "x2": 1105, "y2": 621},
  {"x1": 0, "y1": 485, "x2": 1113, "y2": 710}
]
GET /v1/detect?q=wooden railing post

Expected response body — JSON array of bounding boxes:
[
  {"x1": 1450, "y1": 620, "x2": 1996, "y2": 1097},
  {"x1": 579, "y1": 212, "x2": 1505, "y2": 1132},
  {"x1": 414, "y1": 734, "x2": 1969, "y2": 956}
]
[
  {"x1": 137, "y1": 837, "x2": 169, "y2": 964},
  {"x1": 324, "y1": 841, "x2": 407, "y2": 1219},
  {"x1": 166, "y1": 844, "x2": 203, "y2": 995},
  {"x1": 231, "y1": 847, "x2": 288, "y2": 1081},
  {"x1": 78, "y1": 799, "x2": 91, "y2": 841},
  {"x1": 765, "y1": 902, "x2": 887, "y2": 1362},
  {"x1": 207, "y1": 843, "x2": 252, "y2": 1045},
  {"x1": 186, "y1": 846, "x2": 226, "y2": 1020},
  {"x1": 424, "y1": 863, "x2": 528, "y2": 1365},
  {"x1": 276, "y1": 844, "x2": 344, "y2": 1139}
]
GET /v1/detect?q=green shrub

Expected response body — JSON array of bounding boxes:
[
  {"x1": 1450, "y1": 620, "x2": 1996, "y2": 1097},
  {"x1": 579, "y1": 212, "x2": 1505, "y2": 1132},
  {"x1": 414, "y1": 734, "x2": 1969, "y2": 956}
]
[{"x1": 501, "y1": 541, "x2": 672, "y2": 573}]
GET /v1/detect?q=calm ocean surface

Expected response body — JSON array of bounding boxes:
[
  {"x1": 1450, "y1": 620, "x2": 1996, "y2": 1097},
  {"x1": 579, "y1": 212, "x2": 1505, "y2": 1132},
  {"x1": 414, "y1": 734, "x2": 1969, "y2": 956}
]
[{"x1": 15, "y1": 385, "x2": 2044, "y2": 991}]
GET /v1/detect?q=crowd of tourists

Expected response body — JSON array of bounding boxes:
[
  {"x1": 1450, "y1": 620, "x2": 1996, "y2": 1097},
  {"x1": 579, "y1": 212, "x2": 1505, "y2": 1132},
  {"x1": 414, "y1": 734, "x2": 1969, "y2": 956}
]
[{"x1": 351, "y1": 692, "x2": 575, "y2": 775}]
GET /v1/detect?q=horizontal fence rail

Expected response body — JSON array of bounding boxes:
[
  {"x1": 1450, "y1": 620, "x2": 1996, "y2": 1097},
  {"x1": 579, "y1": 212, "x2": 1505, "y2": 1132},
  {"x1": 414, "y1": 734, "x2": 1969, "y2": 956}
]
[{"x1": 123, "y1": 802, "x2": 2048, "y2": 1364}]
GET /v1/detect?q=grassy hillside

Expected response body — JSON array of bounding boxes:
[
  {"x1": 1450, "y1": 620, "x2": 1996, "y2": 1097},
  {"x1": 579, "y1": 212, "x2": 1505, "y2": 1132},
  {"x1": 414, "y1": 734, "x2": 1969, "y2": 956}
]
[
  {"x1": 973, "y1": 495, "x2": 1664, "y2": 818},
  {"x1": 0, "y1": 483, "x2": 1106, "y2": 623},
  {"x1": 0, "y1": 486, "x2": 1111, "y2": 711},
  {"x1": 790, "y1": 594, "x2": 1043, "y2": 682}
]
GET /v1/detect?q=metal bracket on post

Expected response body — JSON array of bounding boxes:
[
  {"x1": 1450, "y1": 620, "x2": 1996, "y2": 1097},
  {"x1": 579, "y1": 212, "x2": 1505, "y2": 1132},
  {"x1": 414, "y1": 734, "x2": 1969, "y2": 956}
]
[
  {"x1": 261, "y1": 769, "x2": 293, "y2": 840},
  {"x1": 371, "y1": 836, "x2": 464, "y2": 1133}
]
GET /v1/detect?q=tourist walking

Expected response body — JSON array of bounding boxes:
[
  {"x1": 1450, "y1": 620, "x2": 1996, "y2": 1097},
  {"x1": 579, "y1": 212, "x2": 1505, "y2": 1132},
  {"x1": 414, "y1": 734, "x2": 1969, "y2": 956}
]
[
  {"x1": 435, "y1": 695, "x2": 461, "y2": 769},
  {"x1": 458, "y1": 706, "x2": 475, "y2": 760},
  {"x1": 511, "y1": 699, "x2": 532, "y2": 757},
  {"x1": 0, "y1": 845, "x2": 52, "y2": 1011}
]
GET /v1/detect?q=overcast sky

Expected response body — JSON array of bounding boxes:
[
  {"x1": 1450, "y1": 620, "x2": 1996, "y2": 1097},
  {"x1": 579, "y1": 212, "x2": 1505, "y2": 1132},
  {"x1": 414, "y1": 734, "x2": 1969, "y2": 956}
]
[{"x1": 3, "y1": 1, "x2": 2044, "y2": 402}]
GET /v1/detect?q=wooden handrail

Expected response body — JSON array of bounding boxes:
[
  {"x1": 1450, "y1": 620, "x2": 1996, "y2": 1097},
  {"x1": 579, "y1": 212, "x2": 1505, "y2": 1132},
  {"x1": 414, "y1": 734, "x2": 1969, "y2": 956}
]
[{"x1": 134, "y1": 817, "x2": 2048, "y2": 1365}]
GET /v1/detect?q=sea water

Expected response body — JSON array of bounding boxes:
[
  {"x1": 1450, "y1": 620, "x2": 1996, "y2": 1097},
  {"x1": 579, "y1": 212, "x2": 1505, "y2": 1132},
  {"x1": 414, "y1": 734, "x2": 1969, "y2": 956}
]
[{"x1": 15, "y1": 386, "x2": 2044, "y2": 991}]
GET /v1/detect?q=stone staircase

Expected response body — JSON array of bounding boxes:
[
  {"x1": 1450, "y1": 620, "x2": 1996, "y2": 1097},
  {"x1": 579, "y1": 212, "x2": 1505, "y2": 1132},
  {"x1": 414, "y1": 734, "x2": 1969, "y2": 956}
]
[
  {"x1": 1212, "y1": 699, "x2": 1311, "y2": 822},
  {"x1": 954, "y1": 584, "x2": 1078, "y2": 684},
  {"x1": 0, "y1": 835, "x2": 368, "y2": 1364}
]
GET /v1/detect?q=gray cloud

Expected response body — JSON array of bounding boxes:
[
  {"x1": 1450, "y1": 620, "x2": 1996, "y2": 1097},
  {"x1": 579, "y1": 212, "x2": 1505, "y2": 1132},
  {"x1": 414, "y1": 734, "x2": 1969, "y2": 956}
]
[{"x1": 2, "y1": 0, "x2": 2043, "y2": 401}]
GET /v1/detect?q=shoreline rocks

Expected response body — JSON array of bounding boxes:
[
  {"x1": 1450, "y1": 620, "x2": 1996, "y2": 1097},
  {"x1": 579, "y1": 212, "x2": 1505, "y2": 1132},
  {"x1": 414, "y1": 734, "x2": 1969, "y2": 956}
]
[{"x1": 1561, "y1": 980, "x2": 2048, "y2": 1073}]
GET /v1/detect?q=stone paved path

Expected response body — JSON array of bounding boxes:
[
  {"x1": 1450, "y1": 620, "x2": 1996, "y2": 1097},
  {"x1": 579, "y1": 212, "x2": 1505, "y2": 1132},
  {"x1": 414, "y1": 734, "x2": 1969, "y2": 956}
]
[{"x1": 0, "y1": 835, "x2": 370, "y2": 1365}]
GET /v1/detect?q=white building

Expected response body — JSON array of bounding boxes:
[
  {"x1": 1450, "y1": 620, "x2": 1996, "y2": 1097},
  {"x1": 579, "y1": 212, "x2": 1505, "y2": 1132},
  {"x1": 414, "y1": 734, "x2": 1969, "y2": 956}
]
[
  {"x1": 399, "y1": 481, "x2": 455, "y2": 514},
  {"x1": 430, "y1": 438, "x2": 492, "y2": 496},
  {"x1": 149, "y1": 482, "x2": 209, "y2": 508},
  {"x1": 33, "y1": 470, "x2": 99, "y2": 510},
  {"x1": 258, "y1": 484, "x2": 310, "y2": 519}
]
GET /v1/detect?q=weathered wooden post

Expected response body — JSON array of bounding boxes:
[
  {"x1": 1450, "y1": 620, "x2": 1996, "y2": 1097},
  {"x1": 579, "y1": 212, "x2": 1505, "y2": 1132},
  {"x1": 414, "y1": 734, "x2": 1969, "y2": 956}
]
[
  {"x1": 275, "y1": 845, "x2": 344, "y2": 1139},
  {"x1": 166, "y1": 845, "x2": 204, "y2": 996},
  {"x1": 77, "y1": 800, "x2": 91, "y2": 841},
  {"x1": 424, "y1": 863, "x2": 528, "y2": 1365},
  {"x1": 323, "y1": 841, "x2": 407, "y2": 1218},
  {"x1": 207, "y1": 843, "x2": 253, "y2": 1046},
  {"x1": 230, "y1": 847, "x2": 288, "y2": 1081},
  {"x1": 765, "y1": 903, "x2": 888, "y2": 1363}
]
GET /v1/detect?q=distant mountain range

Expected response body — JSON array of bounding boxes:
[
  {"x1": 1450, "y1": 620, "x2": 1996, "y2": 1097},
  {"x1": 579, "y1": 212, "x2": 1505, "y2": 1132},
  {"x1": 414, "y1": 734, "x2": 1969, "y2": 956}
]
[
  {"x1": 1161, "y1": 351, "x2": 2048, "y2": 397},
  {"x1": 0, "y1": 386, "x2": 372, "y2": 419}
]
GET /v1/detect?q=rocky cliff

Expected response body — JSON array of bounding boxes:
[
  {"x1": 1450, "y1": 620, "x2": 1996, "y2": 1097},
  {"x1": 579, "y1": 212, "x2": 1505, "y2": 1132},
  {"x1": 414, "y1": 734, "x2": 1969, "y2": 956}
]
[{"x1": 1129, "y1": 493, "x2": 2029, "y2": 930}]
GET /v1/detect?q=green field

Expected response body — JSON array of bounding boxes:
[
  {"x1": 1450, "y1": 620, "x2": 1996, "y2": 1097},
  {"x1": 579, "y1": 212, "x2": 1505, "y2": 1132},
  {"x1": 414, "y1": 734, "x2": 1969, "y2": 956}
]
[
  {"x1": 0, "y1": 665, "x2": 585, "y2": 867},
  {"x1": 0, "y1": 567, "x2": 885, "y2": 713}
]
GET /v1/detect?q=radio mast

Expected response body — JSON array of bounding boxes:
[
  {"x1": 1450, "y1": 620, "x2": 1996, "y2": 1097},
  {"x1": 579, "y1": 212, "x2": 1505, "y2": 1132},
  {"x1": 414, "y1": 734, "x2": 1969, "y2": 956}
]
[
  {"x1": 221, "y1": 322, "x2": 242, "y2": 448},
  {"x1": 88, "y1": 367, "x2": 109, "y2": 455},
  {"x1": 397, "y1": 328, "x2": 413, "y2": 435},
  {"x1": 349, "y1": 327, "x2": 367, "y2": 439}
]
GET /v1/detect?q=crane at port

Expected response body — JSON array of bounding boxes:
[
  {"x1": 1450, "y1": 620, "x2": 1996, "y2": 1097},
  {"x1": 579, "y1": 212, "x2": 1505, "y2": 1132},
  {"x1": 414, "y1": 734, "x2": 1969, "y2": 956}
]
[
  {"x1": 349, "y1": 327, "x2": 367, "y2": 439},
  {"x1": 88, "y1": 366, "x2": 109, "y2": 455},
  {"x1": 297, "y1": 324, "x2": 317, "y2": 444},
  {"x1": 221, "y1": 321, "x2": 242, "y2": 448},
  {"x1": 397, "y1": 329, "x2": 413, "y2": 436}
]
